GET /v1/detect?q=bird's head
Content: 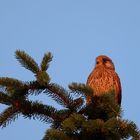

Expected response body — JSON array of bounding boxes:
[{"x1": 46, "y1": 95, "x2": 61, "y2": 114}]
[{"x1": 95, "y1": 55, "x2": 115, "y2": 70}]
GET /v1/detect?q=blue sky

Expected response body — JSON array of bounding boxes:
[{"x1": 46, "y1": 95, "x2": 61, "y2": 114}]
[{"x1": 0, "y1": 1, "x2": 140, "y2": 139}]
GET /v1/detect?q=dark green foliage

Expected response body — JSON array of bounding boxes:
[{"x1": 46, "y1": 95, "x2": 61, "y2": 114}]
[
  {"x1": 41, "y1": 52, "x2": 53, "y2": 71},
  {"x1": 0, "y1": 50, "x2": 140, "y2": 140},
  {"x1": 36, "y1": 71, "x2": 50, "y2": 86},
  {"x1": 83, "y1": 92, "x2": 121, "y2": 121},
  {"x1": 0, "y1": 106, "x2": 20, "y2": 128},
  {"x1": 15, "y1": 50, "x2": 40, "y2": 73},
  {"x1": 0, "y1": 77, "x2": 24, "y2": 88},
  {"x1": 44, "y1": 83, "x2": 74, "y2": 108},
  {"x1": 43, "y1": 129, "x2": 71, "y2": 140},
  {"x1": 0, "y1": 92, "x2": 12, "y2": 105},
  {"x1": 69, "y1": 82, "x2": 93, "y2": 98}
]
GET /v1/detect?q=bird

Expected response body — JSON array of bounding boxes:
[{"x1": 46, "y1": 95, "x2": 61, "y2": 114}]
[{"x1": 86, "y1": 55, "x2": 122, "y2": 105}]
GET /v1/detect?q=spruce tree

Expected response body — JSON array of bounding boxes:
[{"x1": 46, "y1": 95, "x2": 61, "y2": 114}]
[{"x1": 0, "y1": 50, "x2": 140, "y2": 140}]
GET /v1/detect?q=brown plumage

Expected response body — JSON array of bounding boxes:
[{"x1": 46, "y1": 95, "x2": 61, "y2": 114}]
[{"x1": 87, "y1": 55, "x2": 122, "y2": 105}]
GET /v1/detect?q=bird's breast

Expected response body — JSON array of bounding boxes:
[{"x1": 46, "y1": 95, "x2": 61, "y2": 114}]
[{"x1": 87, "y1": 67, "x2": 115, "y2": 96}]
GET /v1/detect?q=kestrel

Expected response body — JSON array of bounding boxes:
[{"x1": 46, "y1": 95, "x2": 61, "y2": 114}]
[{"x1": 87, "y1": 55, "x2": 122, "y2": 105}]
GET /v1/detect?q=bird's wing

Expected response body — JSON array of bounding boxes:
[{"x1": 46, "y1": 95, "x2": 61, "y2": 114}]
[
  {"x1": 114, "y1": 72, "x2": 122, "y2": 105},
  {"x1": 86, "y1": 70, "x2": 95, "y2": 104},
  {"x1": 87, "y1": 72, "x2": 93, "y2": 85}
]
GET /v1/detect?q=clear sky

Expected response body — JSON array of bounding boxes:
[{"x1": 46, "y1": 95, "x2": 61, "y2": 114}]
[{"x1": 0, "y1": 1, "x2": 140, "y2": 140}]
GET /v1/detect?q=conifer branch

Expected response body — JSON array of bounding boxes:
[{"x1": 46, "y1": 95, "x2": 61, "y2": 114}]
[
  {"x1": 44, "y1": 83, "x2": 74, "y2": 108},
  {"x1": 36, "y1": 71, "x2": 50, "y2": 86},
  {"x1": 15, "y1": 50, "x2": 40, "y2": 73},
  {"x1": 82, "y1": 119, "x2": 104, "y2": 134},
  {"x1": 26, "y1": 81, "x2": 43, "y2": 91},
  {"x1": 69, "y1": 82, "x2": 93, "y2": 98},
  {"x1": 18, "y1": 100, "x2": 61, "y2": 123},
  {"x1": 104, "y1": 118, "x2": 140, "y2": 139},
  {"x1": 0, "y1": 106, "x2": 19, "y2": 128},
  {"x1": 0, "y1": 77, "x2": 24, "y2": 88},
  {"x1": 41, "y1": 52, "x2": 53, "y2": 71},
  {"x1": 25, "y1": 82, "x2": 74, "y2": 109},
  {"x1": 70, "y1": 97, "x2": 84, "y2": 111},
  {"x1": 43, "y1": 129, "x2": 70, "y2": 140},
  {"x1": 61, "y1": 113, "x2": 85, "y2": 133},
  {"x1": 0, "y1": 92, "x2": 12, "y2": 105}
]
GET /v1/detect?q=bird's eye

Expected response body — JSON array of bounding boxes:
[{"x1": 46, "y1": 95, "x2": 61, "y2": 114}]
[
  {"x1": 96, "y1": 61, "x2": 99, "y2": 64},
  {"x1": 103, "y1": 59, "x2": 107, "y2": 63}
]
